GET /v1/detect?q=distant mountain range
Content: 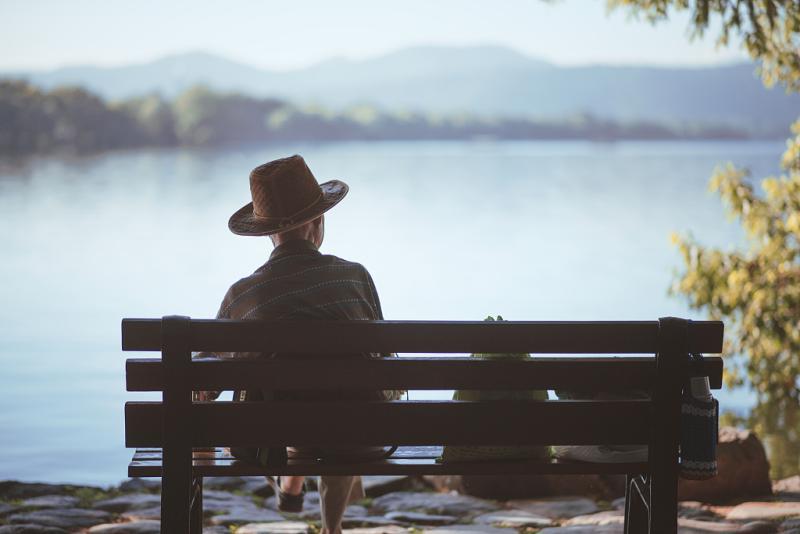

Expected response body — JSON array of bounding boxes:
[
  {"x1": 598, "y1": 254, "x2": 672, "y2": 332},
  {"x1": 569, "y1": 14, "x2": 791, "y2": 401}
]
[{"x1": 6, "y1": 46, "x2": 799, "y2": 137}]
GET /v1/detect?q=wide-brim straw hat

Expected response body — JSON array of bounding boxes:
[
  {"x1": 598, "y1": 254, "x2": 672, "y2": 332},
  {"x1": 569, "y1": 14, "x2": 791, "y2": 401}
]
[{"x1": 229, "y1": 155, "x2": 348, "y2": 236}]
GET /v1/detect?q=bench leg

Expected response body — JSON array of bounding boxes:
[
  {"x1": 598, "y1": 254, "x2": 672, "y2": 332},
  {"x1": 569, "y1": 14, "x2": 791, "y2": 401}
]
[
  {"x1": 190, "y1": 476, "x2": 203, "y2": 534},
  {"x1": 160, "y1": 315, "x2": 194, "y2": 533},
  {"x1": 160, "y1": 450, "x2": 192, "y2": 533},
  {"x1": 650, "y1": 470, "x2": 679, "y2": 533},
  {"x1": 625, "y1": 474, "x2": 649, "y2": 534},
  {"x1": 649, "y1": 317, "x2": 687, "y2": 534}
]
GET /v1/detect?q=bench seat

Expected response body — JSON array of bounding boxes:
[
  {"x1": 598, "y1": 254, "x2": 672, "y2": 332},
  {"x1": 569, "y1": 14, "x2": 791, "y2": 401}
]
[{"x1": 129, "y1": 446, "x2": 648, "y2": 477}]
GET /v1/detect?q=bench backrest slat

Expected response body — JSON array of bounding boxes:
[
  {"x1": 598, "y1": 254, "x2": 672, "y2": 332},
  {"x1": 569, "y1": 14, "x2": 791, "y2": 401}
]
[
  {"x1": 125, "y1": 399, "x2": 652, "y2": 448},
  {"x1": 121, "y1": 319, "x2": 724, "y2": 354},
  {"x1": 126, "y1": 355, "x2": 724, "y2": 392}
]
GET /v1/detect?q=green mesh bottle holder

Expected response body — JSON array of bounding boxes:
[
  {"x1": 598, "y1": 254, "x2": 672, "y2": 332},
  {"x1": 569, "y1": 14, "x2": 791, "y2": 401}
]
[{"x1": 438, "y1": 316, "x2": 551, "y2": 463}]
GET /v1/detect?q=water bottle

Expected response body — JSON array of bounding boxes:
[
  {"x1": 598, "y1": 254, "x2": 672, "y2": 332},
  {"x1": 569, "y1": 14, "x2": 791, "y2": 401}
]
[
  {"x1": 680, "y1": 353, "x2": 718, "y2": 480},
  {"x1": 689, "y1": 374, "x2": 713, "y2": 403}
]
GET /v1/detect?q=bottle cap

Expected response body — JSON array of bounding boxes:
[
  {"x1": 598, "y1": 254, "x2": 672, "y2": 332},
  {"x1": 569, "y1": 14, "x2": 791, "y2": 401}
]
[{"x1": 690, "y1": 376, "x2": 712, "y2": 401}]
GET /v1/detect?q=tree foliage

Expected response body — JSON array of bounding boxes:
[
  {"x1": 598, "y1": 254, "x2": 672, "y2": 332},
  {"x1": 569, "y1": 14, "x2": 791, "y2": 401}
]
[
  {"x1": 0, "y1": 80, "x2": 748, "y2": 155},
  {"x1": 608, "y1": 0, "x2": 800, "y2": 90},
  {"x1": 611, "y1": 0, "x2": 800, "y2": 402},
  {"x1": 172, "y1": 86, "x2": 285, "y2": 146},
  {"x1": 115, "y1": 94, "x2": 177, "y2": 146},
  {"x1": 0, "y1": 79, "x2": 145, "y2": 153},
  {"x1": 671, "y1": 124, "x2": 800, "y2": 402}
]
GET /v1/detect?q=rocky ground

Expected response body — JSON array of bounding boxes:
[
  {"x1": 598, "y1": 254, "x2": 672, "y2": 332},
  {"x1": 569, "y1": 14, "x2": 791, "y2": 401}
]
[{"x1": 1, "y1": 475, "x2": 799, "y2": 534}]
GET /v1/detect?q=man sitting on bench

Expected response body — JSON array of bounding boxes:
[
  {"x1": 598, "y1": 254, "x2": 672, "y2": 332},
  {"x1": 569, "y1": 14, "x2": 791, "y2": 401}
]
[{"x1": 195, "y1": 155, "x2": 402, "y2": 534}]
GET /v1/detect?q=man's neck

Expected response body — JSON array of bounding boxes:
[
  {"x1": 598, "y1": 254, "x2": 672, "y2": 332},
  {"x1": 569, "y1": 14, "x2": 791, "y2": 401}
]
[{"x1": 269, "y1": 239, "x2": 319, "y2": 261}]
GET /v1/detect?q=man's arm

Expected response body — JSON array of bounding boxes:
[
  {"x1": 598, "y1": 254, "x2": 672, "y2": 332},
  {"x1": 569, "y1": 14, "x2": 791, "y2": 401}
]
[{"x1": 192, "y1": 289, "x2": 236, "y2": 401}]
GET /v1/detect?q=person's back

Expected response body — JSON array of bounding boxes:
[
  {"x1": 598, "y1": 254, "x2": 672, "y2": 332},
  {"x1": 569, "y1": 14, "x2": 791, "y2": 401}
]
[
  {"x1": 220, "y1": 240, "x2": 380, "y2": 324},
  {"x1": 198, "y1": 155, "x2": 397, "y2": 534},
  {"x1": 219, "y1": 238, "x2": 395, "y2": 401}
]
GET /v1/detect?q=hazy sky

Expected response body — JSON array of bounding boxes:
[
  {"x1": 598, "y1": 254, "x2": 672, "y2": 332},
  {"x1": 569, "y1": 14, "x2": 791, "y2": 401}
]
[{"x1": 1, "y1": 0, "x2": 748, "y2": 71}]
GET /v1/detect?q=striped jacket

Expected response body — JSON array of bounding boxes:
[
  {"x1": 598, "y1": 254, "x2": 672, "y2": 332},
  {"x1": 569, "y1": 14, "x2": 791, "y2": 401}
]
[
  {"x1": 203, "y1": 239, "x2": 402, "y2": 401},
  {"x1": 218, "y1": 239, "x2": 383, "y2": 324}
]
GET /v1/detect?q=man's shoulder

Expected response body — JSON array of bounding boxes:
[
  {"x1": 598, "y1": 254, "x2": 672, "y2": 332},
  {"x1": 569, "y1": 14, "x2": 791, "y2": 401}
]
[
  {"x1": 225, "y1": 253, "x2": 369, "y2": 294},
  {"x1": 319, "y1": 253, "x2": 370, "y2": 274}
]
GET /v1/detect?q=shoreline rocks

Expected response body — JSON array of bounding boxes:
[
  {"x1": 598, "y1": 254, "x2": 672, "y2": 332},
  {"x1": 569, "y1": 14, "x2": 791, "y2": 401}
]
[
  {"x1": 426, "y1": 427, "x2": 775, "y2": 505},
  {"x1": 1, "y1": 474, "x2": 798, "y2": 533},
  {"x1": 424, "y1": 474, "x2": 625, "y2": 500}
]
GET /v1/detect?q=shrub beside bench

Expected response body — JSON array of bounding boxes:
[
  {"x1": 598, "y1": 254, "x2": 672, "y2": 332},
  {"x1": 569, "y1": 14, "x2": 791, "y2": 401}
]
[{"x1": 122, "y1": 316, "x2": 723, "y2": 533}]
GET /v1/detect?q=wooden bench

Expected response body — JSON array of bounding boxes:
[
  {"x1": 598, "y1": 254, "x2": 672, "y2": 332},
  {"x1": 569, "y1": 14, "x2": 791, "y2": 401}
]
[{"x1": 122, "y1": 315, "x2": 723, "y2": 533}]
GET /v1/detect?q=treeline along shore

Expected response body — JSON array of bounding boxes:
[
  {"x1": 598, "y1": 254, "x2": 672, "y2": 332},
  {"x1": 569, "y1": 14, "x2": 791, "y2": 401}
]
[{"x1": 0, "y1": 79, "x2": 751, "y2": 156}]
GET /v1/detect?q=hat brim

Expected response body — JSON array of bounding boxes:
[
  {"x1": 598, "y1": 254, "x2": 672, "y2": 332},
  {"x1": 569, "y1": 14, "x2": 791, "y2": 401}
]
[{"x1": 228, "y1": 179, "x2": 349, "y2": 236}]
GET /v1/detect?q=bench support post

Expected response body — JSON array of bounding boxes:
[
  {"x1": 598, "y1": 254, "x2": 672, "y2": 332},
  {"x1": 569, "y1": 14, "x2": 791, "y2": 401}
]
[
  {"x1": 190, "y1": 476, "x2": 203, "y2": 534},
  {"x1": 648, "y1": 317, "x2": 688, "y2": 533},
  {"x1": 625, "y1": 474, "x2": 649, "y2": 534},
  {"x1": 161, "y1": 315, "x2": 193, "y2": 534}
]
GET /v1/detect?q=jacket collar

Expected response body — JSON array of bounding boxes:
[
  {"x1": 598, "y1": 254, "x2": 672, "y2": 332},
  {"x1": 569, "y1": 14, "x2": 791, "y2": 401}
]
[{"x1": 268, "y1": 239, "x2": 320, "y2": 262}]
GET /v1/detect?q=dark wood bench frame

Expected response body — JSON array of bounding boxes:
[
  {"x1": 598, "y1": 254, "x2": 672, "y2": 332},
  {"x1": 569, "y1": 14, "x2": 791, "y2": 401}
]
[{"x1": 123, "y1": 316, "x2": 723, "y2": 534}]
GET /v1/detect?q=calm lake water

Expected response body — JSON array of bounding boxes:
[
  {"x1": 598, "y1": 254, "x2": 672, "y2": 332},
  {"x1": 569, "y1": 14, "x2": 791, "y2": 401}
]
[{"x1": 0, "y1": 140, "x2": 791, "y2": 485}]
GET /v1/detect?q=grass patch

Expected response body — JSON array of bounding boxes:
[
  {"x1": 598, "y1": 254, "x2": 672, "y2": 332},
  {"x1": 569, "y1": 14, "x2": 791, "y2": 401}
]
[
  {"x1": 595, "y1": 499, "x2": 612, "y2": 510},
  {"x1": 70, "y1": 486, "x2": 121, "y2": 507}
]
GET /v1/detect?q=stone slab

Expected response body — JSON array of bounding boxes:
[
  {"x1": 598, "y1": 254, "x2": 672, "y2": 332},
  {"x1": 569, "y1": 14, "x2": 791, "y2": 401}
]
[
  {"x1": 88, "y1": 520, "x2": 161, "y2": 533},
  {"x1": 474, "y1": 509, "x2": 553, "y2": 528},
  {"x1": 506, "y1": 497, "x2": 599, "y2": 519},
  {"x1": 564, "y1": 510, "x2": 625, "y2": 526},
  {"x1": 8, "y1": 508, "x2": 111, "y2": 529},
  {"x1": 298, "y1": 503, "x2": 370, "y2": 522},
  {"x1": 0, "y1": 525, "x2": 69, "y2": 533},
  {"x1": 539, "y1": 526, "x2": 623, "y2": 533},
  {"x1": 209, "y1": 505, "x2": 285, "y2": 526},
  {"x1": 728, "y1": 502, "x2": 800, "y2": 520},
  {"x1": 342, "y1": 517, "x2": 405, "y2": 529},
  {"x1": 236, "y1": 521, "x2": 310, "y2": 534},
  {"x1": 678, "y1": 518, "x2": 777, "y2": 533},
  {"x1": 0, "y1": 503, "x2": 19, "y2": 516},
  {"x1": 204, "y1": 492, "x2": 260, "y2": 513},
  {"x1": 384, "y1": 511, "x2": 456, "y2": 525},
  {"x1": 371, "y1": 491, "x2": 498, "y2": 516},
  {"x1": 422, "y1": 526, "x2": 517, "y2": 534},
  {"x1": 20, "y1": 495, "x2": 80, "y2": 509},
  {"x1": 93, "y1": 493, "x2": 161, "y2": 513},
  {"x1": 362, "y1": 476, "x2": 415, "y2": 497},
  {"x1": 782, "y1": 518, "x2": 800, "y2": 531},
  {"x1": 203, "y1": 489, "x2": 249, "y2": 500},
  {"x1": 678, "y1": 501, "x2": 721, "y2": 520},
  {"x1": 120, "y1": 506, "x2": 161, "y2": 522},
  {"x1": 343, "y1": 527, "x2": 409, "y2": 534}
]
